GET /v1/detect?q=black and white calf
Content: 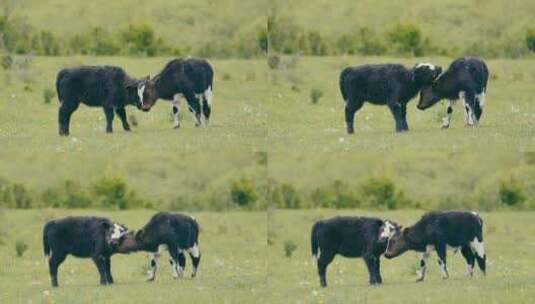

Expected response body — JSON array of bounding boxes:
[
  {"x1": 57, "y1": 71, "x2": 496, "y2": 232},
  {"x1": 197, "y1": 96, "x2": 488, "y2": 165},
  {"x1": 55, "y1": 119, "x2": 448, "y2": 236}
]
[
  {"x1": 116, "y1": 212, "x2": 201, "y2": 281},
  {"x1": 42, "y1": 216, "x2": 128, "y2": 287},
  {"x1": 138, "y1": 58, "x2": 214, "y2": 128},
  {"x1": 384, "y1": 211, "x2": 486, "y2": 281},
  {"x1": 56, "y1": 65, "x2": 149, "y2": 135},
  {"x1": 339, "y1": 63, "x2": 442, "y2": 134},
  {"x1": 310, "y1": 216, "x2": 400, "y2": 287},
  {"x1": 417, "y1": 57, "x2": 489, "y2": 128}
]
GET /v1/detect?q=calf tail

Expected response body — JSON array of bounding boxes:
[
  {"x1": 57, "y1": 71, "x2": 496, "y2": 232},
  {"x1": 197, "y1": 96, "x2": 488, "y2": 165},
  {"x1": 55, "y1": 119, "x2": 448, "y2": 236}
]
[
  {"x1": 473, "y1": 213, "x2": 486, "y2": 274},
  {"x1": 43, "y1": 223, "x2": 51, "y2": 259},
  {"x1": 56, "y1": 70, "x2": 66, "y2": 104},
  {"x1": 311, "y1": 222, "x2": 321, "y2": 261},
  {"x1": 339, "y1": 68, "x2": 349, "y2": 102}
]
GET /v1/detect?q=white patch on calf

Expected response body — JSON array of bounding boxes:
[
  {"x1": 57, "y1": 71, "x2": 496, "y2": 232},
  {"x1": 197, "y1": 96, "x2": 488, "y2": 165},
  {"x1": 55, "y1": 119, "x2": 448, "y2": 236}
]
[
  {"x1": 416, "y1": 246, "x2": 433, "y2": 281},
  {"x1": 187, "y1": 243, "x2": 200, "y2": 258},
  {"x1": 465, "y1": 259, "x2": 474, "y2": 277},
  {"x1": 172, "y1": 93, "x2": 183, "y2": 128},
  {"x1": 147, "y1": 251, "x2": 160, "y2": 280},
  {"x1": 476, "y1": 92, "x2": 486, "y2": 107},
  {"x1": 379, "y1": 221, "x2": 397, "y2": 239},
  {"x1": 110, "y1": 223, "x2": 127, "y2": 241},
  {"x1": 442, "y1": 99, "x2": 456, "y2": 128},
  {"x1": 416, "y1": 62, "x2": 437, "y2": 70},
  {"x1": 470, "y1": 238, "x2": 485, "y2": 258},
  {"x1": 137, "y1": 84, "x2": 146, "y2": 107},
  {"x1": 204, "y1": 86, "x2": 213, "y2": 106},
  {"x1": 437, "y1": 257, "x2": 449, "y2": 279}
]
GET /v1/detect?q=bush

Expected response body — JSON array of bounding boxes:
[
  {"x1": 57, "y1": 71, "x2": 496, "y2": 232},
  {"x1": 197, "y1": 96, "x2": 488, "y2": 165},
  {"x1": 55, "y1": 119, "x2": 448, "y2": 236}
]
[
  {"x1": 15, "y1": 240, "x2": 28, "y2": 257},
  {"x1": 11, "y1": 184, "x2": 32, "y2": 209},
  {"x1": 499, "y1": 177, "x2": 526, "y2": 207},
  {"x1": 310, "y1": 180, "x2": 360, "y2": 209},
  {"x1": 310, "y1": 88, "x2": 323, "y2": 104},
  {"x1": 267, "y1": 54, "x2": 280, "y2": 69},
  {"x1": 120, "y1": 24, "x2": 169, "y2": 57},
  {"x1": 230, "y1": 178, "x2": 258, "y2": 208},
  {"x1": 270, "y1": 183, "x2": 301, "y2": 209},
  {"x1": 62, "y1": 180, "x2": 92, "y2": 208},
  {"x1": 387, "y1": 23, "x2": 430, "y2": 56},
  {"x1": 70, "y1": 27, "x2": 119, "y2": 55},
  {"x1": 42, "y1": 88, "x2": 55, "y2": 104},
  {"x1": 91, "y1": 176, "x2": 143, "y2": 209},
  {"x1": 32, "y1": 30, "x2": 62, "y2": 55},
  {"x1": 1, "y1": 55, "x2": 13, "y2": 70},
  {"x1": 526, "y1": 28, "x2": 535, "y2": 52},
  {"x1": 284, "y1": 240, "x2": 297, "y2": 258},
  {"x1": 359, "y1": 176, "x2": 411, "y2": 209},
  {"x1": 358, "y1": 27, "x2": 387, "y2": 55}
]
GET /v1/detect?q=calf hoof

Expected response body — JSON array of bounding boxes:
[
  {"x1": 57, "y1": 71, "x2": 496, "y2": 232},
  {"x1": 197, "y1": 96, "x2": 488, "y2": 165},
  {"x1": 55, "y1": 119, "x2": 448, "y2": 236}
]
[
  {"x1": 346, "y1": 128, "x2": 354, "y2": 134},
  {"x1": 124, "y1": 127, "x2": 131, "y2": 132},
  {"x1": 441, "y1": 125, "x2": 450, "y2": 129},
  {"x1": 147, "y1": 276, "x2": 155, "y2": 282},
  {"x1": 173, "y1": 124, "x2": 181, "y2": 129},
  {"x1": 416, "y1": 277, "x2": 424, "y2": 282}
]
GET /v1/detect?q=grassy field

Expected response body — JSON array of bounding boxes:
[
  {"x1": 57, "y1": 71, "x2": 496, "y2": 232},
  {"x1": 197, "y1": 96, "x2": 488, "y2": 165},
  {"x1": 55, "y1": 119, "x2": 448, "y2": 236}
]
[
  {"x1": 0, "y1": 209, "x2": 267, "y2": 303},
  {"x1": 271, "y1": 0, "x2": 535, "y2": 55},
  {"x1": 14, "y1": 0, "x2": 267, "y2": 48},
  {"x1": 268, "y1": 56, "x2": 535, "y2": 151},
  {"x1": 267, "y1": 209, "x2": 535, "y2": 303}
]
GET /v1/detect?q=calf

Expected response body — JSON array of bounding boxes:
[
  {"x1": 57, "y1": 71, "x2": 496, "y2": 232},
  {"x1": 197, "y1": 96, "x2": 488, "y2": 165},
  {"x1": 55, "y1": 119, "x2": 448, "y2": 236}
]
[
  {"x1": 42, "y1": 216, "x2": 128, "y2": 287},
  {"x1": 115, "y1": 212, "x2": 201, "y2": 281},
  {"x1": 339, "y1": 63, "x2": 442, "y2": 134},
  {"x1": 417, "y1": 57, "x2": 489, "y2": 128},
  {"x1": 56, "y1": 65, "x2": 149, "y2": 135},
  {"x1": 310, "y1": 216, "x2": 400, "y2": 287},
  {"x1": 138, "y1": 58, "x2": 214, "y2": 128},
  {"x1": 384, "y1": 211, "x2": 486, "y2": 281}
]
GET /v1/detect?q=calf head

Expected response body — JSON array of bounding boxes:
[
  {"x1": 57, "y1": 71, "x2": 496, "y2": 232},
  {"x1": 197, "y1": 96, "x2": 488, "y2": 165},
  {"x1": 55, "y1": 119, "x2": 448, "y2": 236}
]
[
  {"x1": 384, "y1": 228, "x2": 413, "y2": 259},
  {"x1": 412, "y1": 63, "x2": 442, "y2": 86},
  {"x1": 378, "y1": 220, "x2": 401, "y2": 242},
  {"x1": 417, "y1": 85, "x2": 441, "y2": 110},
  {"x1": 106, "y1": 222, "x2": 129, "y2": 248},
  {"x1": 114, "y1": 229, "x2": 144, "y2": 253},
  {"x1": 136, "y1": 78, "x2": 159, "y2": 112}
]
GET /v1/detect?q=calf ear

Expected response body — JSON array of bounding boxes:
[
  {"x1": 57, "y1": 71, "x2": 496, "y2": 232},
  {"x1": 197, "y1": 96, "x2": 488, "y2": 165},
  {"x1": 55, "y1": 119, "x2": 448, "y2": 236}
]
[{"x1": 102, "y1": 221, "x2": 112, "y2": 230}]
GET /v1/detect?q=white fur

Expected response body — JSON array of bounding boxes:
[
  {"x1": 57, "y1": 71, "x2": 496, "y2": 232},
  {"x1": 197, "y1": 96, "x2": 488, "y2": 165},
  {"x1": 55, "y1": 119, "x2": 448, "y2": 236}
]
[
  {"x1": 172, "y1": 93, "x2": 183, "y2": 128},
  {"x1": 416, "y1": 62, "x2": 437, "y2": 70},
  {"x1": 147, "y1": 251, "x2": 160, "y2": 280},
  {"x1": 204, "y1": 86, "x2": 213, "y2": 106},
  {"x1": 379, "y1": 221, "x2": 397, "y2": 239},
  {"x1": 470, "y1": 238, "x2": 485, "y2": 258},
  {"x1": 476, "y1": 91, "x2": 486, "y2": 107},
  {"x1": 188, "y1": 243, "x2": 200, "y2": 258},
  {"x1": 416, "y1": 246, "x2": 433, "y2": 281},
  {"x1": 137, "y1": 84, "x2": 145, "y2": 107},
  {"x1": 437, "y1": 257, "x2": 449, "y2": 279},
  {"x1": 110, "y1": 223, "x2": 126, "y2": 241},
  {"x1": 465, "y1": 259, "x2": 474, "y2": 277},
  {"x1": 442, "y1": 99, "x2": 456, "y2": 128}
]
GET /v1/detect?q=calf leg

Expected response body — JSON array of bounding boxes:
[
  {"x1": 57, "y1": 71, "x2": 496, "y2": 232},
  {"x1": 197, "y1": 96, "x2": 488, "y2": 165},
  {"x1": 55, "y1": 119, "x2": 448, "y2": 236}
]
[
  {"x1": 104, "y1": 256, "x2": 114, "y2": 284},
  {"x1": 363, "y1": 254, "x2": 382, "y2": 285},
  {"x1": 147, "y1": 252, "x2": 160, "y2": 281},
  {"x1": 103, "y1": 107, "x2": 115, "y2": 133},
  {"x1": 188, "y1": 243, "x2": 201, "y2": 278},
  {"x1": 461, "y1": 245, "x2": 475, "y2": 277},
  {"x1": 388, "y1": 102, "x2": 406, "y2": 133},
  {"x1": 168, "y1": 245, "x2": 184, "y2": 279},
  {"x1": 92, "y1": 255, "x2": 109, "y2": 285},
  {"x1": 48, "y1": 252, "x2": 67, "y2": 287},
  {"x1": 317, "y1": 251, "x2": 335, "y2": 287},
  {"x1": 435, "y1": 244, "x2": 449, "y2": 279},
  {"x1": 441, "y1": 99, "x2": 455, "y2": 129},
  {"x1": 344, "y1": 99, "x2": 363, "y2": 134},
  {"x1": 416, "y1": 247, "x2": 431, "y2": 282},
  {"x1": 184, "y1": 92, "x2": 202, "y2": 127},
  {"x1": 114, "y1": 107, "x2": 131, "y2": 131},
  {"x1": 400, "y1": 103, "x2": 409, "y2": 131},
  {"x1": 171, "y1": 94, "x2": 182, "y2": 129},
  {"x1": 470, "y1": 237, "x2": 486, "y2": 275},
  {"x1": 462, "y1": 91, "x2": 478, "y2": 126},
  {"x1": 202, "y1": 86, "x2": 213, "y2": 125},
  {"x1": 58, "y1": 101, "x2": 79, "y2": 136}
]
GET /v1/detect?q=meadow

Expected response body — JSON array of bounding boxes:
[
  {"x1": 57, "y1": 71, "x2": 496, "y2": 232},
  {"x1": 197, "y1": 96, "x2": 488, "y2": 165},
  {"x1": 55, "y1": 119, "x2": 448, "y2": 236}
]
[
  {"x1": 267, "y1": 209, "x2": 535, "y2": 303},
  {"x1": 0, "y1": 209, "x2": 267, "y2": 303},
  {"x1": 268, "y1": 56, "x2": 535, "y2": 151}
]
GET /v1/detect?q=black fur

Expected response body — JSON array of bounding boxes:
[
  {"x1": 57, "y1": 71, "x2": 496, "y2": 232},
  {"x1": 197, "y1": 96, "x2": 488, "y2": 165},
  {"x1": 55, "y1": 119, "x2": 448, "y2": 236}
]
[
  {"x1": 417, "y1": 57, "x2": 489, "y2": 127},
  {"x1": 42, "y1": 216, "x2": 126, "y2": 287},
  {"x1": 339, "y1": 63, "x2": 441, "y2": 134},
  {"x1": 141, "y1": 58, "x2": 214, "y2": 127},
  {"x1": 310, "y1": 216, "x2": 395, "y2": 287},
  {"x1": 385, "y1": 211, "x2": 486, "y2": 280},
  {"x1": 55, "y1": 65, "x2": 148, "y2": 135}
]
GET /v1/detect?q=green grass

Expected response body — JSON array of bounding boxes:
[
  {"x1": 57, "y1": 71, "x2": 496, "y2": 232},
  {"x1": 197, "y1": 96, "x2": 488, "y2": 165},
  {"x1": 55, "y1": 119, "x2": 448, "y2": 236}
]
[
  {"x1": 268, "y1": 56, "x2": 535, "y2": 151},
  {"x1": 14, "y1": 0, "x2": 267, "y2": 48},
  {"x1": 271, "y1": 0, "x2": 535, "y2": 56},
  {"x1": 267, "y1": 209, "x2": 535, "y2": 303},
  {"x1": 0, "y1": 209, "x2": 267, "y2": 303}
]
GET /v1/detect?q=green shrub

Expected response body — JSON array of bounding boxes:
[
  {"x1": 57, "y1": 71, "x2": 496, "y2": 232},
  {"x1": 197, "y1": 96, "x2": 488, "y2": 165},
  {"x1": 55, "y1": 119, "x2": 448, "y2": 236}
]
[
  {"x1": 284, "y1": 240, "x2": 297, "y2": 258},
  {"x1": 358, "y1": 27, "x2": 387, "y2": 55},
  {"x1": 91, "y1": 176, "x2": 143, "y2": 210},
  {"x1": 387, "y1": 23, "x2": 430, "y2": 56},
  {"x1": 499, "y1": 177, "x2": 526, "y2": 207},
  {"x1": 267, "y1": 54, "x2": 280, "y2": 69},
  {"x1": 1, "y1": 55, "x2": 13, "y2": 70},
  {"x1": 359, "y1": 176, "x2": 411, "y2": 209},
  {"x1": 271, "y1": 183, "x2": 301, "y2": 209},
  {"x1": 257, "y1": 28, "x2": 268, "y2": 53},
  {"x1": 120, "y1": 24, "x2": 169, "y2": 56},
  {"x1": 42, "y1": 88, "x2": 55, "y2": 104},
  {"x1": 230, "y1": 178, "x2": 258, "y2": 207},
  {"x1": 62, "y1": 180, "x2": 92, "y2": 208},
  {"x1": 310, "y1": 180, "x2": 360, "y2": 209},
  {"x1": 310, "y1": 88, "x2": 323, "y2": 104},
  {"x1": 32, "y1": 30, "x2": 61, "y2": 55},
  {"x1": 11, "y1": 184, "x2": 32, "y2": 209},
  {"x1": 526, "y1": 28, "x2": 535, "y2": 52},
  {"x1": 15, "y1": 240, "x2": 28, "y2": 257},
  {"x1": 70, "y1": 27, "x2": 119, "y2": 55}
]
